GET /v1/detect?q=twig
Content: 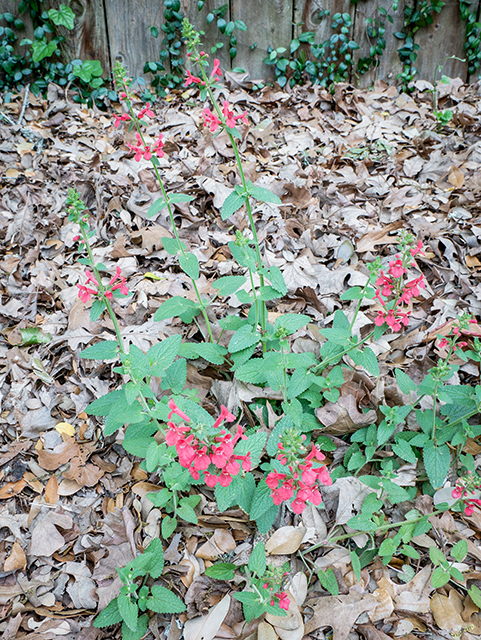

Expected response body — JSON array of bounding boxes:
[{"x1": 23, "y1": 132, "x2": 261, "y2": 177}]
[
  {"x1": 0, "y1": 111, "x2": 15, "y2": 126},
  {"x1": 17, "y1": 83, "x2": 30, "y2": 126}
]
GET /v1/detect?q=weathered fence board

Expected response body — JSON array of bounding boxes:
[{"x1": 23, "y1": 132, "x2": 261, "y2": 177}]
[
  {"x1": 0, "y1": 0, "x2": 478, "y2": 87},
  {"x1": 103, "y1": 0, "x2": 163, "y2": 80},
  {"x1": 232, "y1": 0, "x2": 294, "y2": 80},
  {"x1": 414, "y1": 0, "x2": 470, "y2": 81}
]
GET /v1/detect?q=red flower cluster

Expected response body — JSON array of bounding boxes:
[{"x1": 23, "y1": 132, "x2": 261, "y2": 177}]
[
  {"x1": 262, "y1": 583, "x2": 290, "y2": 611},
  {"x1": 266, "y1": 440, "x2": 332, "y2": 514},
  {"x1": 77, "y1": 266, "x2": 128, "y2": 304},
  {"x1": 126, "y1": 132, "x2": 164, "y2": 161},
  {"x1": 374, "y1": 243, "x2": 426, "y2": 332},
  {"x1": 452, "y1": 472, "x2": 481, "y2": 516},
  {"x1": 165, "y1": 400, "x2": 251, "y2": 487},
  {"x1": 113, "y1": 113, "x2": 131, "y2": 128},
  {"x1": 202, "y1": 101, "x2": 248, "y2": 133}
]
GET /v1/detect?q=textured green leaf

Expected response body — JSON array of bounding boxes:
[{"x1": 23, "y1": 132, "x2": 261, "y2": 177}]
[
  {"x1": 248, "y1": 542, "x2": 266, "y2": 577},
  {"x1": 117, "y1": 592, "x2": 139, "y2": 632},
  {"x1": 213, "y1": 275, "x2": 246, "y2": 296},
  {"x1": 79, "y1": 340, "x2": 119, "y2": 361},
  {"x1": 205, "y1": 563, "x2": 236, "y2": 580},
  {"x1": 179, "y1": 253, "x2": 199, "y2": 280},
  {"x1": 423, "y1": 442, "x2": 450, "y2": 488},
  {"x1": 395, "y1": 369, "x2": 417, "y2": 394},
  {"x1": 147, "y1": 334, "x2": 182, "y2": 373},
  {"x1": 161, "y1": 515, "x2": 177, "y2": 539},
  {"x1": 161, "y1": 358, "x2": 187, "y2": 394},
  {"x1": 221, "y1": 192, "x2": 246, "y2": 220},
  {"x1": 193, "y1": 342, "x2": 228, "y2": 365},
  {"x1": 349, "y1": 346, "x2": 379, "y2": 377},
  {"x1": 431, "y1": 566, "x2": 450, "y2": 588},
  {"x1": 392, "y1": 439, "x2": 417, "y2": 464},
  {"x1": 228, "y1": 324, "x2": 261, "y2": 353},
  {"x1": 154, "y1": 297, "x2": 200, "y2": 322},
  {"x1": 234, "y1": 432, "x2": 267, "y2": 469},
  {"x1": 176, "y1": 501, "x2": 198, "y2": 524},
  {"x1": 93, "y1": 597, "x2": 122, "y2": 628},
  {"x1": 318, "y1": 568, "x2": 339, "y2": 595},
  {"x1": 250, "y1": 480, "x2": 275, "y2": 521},
  {"x1": 48, "y1": 5, "x2": 75, "y2": 29},
  {"x1": 146, "y1": 586, "x2": 186, "y2": 613},
  {"x1": 250, "y1": 186, "x2": 282, "y2": 204},
  {"x1": 451, "y1": 539, "x2": 468, "y2": 562},
  {"x1": 274, "y1": 313, "x2": 310, "y2": 335}
]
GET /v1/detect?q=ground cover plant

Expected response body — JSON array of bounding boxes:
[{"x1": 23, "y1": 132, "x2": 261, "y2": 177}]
[{"x1": 3, "y1": 17, "x2": 481, "y2": 640}]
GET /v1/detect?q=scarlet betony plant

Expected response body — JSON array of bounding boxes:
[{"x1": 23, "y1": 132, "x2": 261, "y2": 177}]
[
  {"x1": 452, "y1": 471, "x2": 481, "y2": 516},
  {"x1": 70, "y1": 22, "x2": 481, "y2": 640}
]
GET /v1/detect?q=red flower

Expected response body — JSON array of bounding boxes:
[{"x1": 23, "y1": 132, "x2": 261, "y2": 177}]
[
  {"x1": 202, "y1": 107, "x2": 222, "y2": 132},
  {"x1": 113, "y1": 113, "x2": 131, "y2": 128},
  {"x1": 211, "y1": 58, "x2": 222, "y2": 79},
  {"x1": 184, "y1": 70, "x2": 203, "y2": 87},
  {"x1": 77, "y1": 284, "x2": 97, "y2": 303},
  {"x1": 388, "y1": 256, "x2": 406, "y2": 278},
  {"x1": 410, "y1": 240, "x2": 424, "y2": 257},
  {"x1": 138, "y1": 103, "x2": 155, "y2": 119},
  {"x1": 276, "y1": 592, "x2": 290, "y2": 611},
  {"x1": 222, "y1": 101, "x2": 248, "y2": 128}
]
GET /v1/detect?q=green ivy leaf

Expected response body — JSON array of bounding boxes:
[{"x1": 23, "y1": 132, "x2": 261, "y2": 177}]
[
  {"x1": 31, "y1": 37, "x2": 57, "y2": 62},
  {"x1": 48, "y1": 4, "x2": 75, "y2": 29}
]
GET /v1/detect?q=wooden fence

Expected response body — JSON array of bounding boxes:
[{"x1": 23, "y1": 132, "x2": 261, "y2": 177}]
[{"x1": 0, "y1": 0, "x2": 477, "y2": 87}]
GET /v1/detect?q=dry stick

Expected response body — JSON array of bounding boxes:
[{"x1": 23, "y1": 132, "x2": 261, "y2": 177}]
[
  {"x1": 0, "y1": 111, "x2": 15, "y2": 126},
  {"x1": 17, "y1": 84, "x2": 30, "y2": 126}
]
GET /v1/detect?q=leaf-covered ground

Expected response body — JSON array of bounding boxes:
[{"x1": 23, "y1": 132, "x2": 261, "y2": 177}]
[{"x1": 2, "y1": 75, "x2": 481, "y2": 639}]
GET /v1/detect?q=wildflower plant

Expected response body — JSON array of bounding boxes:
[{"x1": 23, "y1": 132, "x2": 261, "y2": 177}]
[{"x1": 65, "y1": 22, "x2": 481, "y2": 640}]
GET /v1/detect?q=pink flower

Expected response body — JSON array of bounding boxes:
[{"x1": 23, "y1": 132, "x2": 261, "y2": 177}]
[
  {"x1": 204, "y1": 472, "x2": 218, "y2": 487},
  {"x1": 138, "y1": 103, "x2": 155, "y2": 119},
  {"x1": 73, "y1": 235, "x2": 80, "y2": 241},
  {"x1": 266, "y1": 470, "x2": 287, "y2": 490},
  {"x1": 276, "y1": 592, "x2": 290, "y2": 611},
  {"x1": 85, "y1": 270, "x2": 99, "y2": 287},
  {"x1": 222, "y1": 101, "x2": 248, "y2": 129},
  {"x1": 375, "y1": 272, "x2": 394, "y2": 297},
  {"x1": 438, "y1": 338, "x2": 449, "y2": 349},
  {"x1": 211, "y1": 58, "x2": 222, "y2": 79},
  {"x1": 113, "y1": 113, "x2": 131, "y2": 128},
  {"x1": 168, "y1": 399, "x2": 191, "y2": 422},
  {"x1": 410, "y1": 240, "x2": 424, "y2": 257},
  {"x1": 213, "y1": 405, "x2": 236, "y2": 429},
  {"x1": 388, "y1": 256, "x2": 406, "y2": 278},
  {"x1": 202, "y1": 107, "x2": 222, "y2": 133},
  {"x1": 126, "y1": 133, "x2": 164, "y2": 162},
  {"x1": 465, "y1": 505, "x2": 475, "y2": 516},
  {"x1": 77, "y1": 284, "x2": 97, "y2": 303},
  {"x1": 375, "y1": 310, "x2": 387, "y2": 326},
  {"x1": 291, "y1": 497, "x2": 307, "y2": 514},
  {"x1": 108, "y1": 266, "x2": 129, "y2": 296},
  {"x1": 184, "y1": 70, "x2": 203, "y2": 87}
]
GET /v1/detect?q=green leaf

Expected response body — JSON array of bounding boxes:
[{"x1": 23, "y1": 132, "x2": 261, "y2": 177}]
[
  {"x1": 395, "y1": 369, "x2": 417, "y2": 394},
  {"x1": 205, "y1": 563, "x2": 236, "y2": 580},
  {"x1": 146, "y1": 586, "x2": 186, "y2": 613},
  {"x1": 147, "y1": 334, "x2": 182, "y2": 374},
  {"x1": 48, "y1": 4, "x2": 75, "y2": 29},
  {"x1": 379, "y1": 535, "x2": 401, "y2": 560},
  {"x1": 154, "y1": 297, "x2": 200, "y2": 322},
  {"x1": 318, "y1": 567, "x2": 339, "y2": 595},
  {"x1": 221, "y1": 192, "x2": 246, "y2": 220},
  {"x1": 146, "y1": 488, "x2": 171, "y2": 509},
  {"x1": 143, "y1": 537, "x2": 164, "y2": 579},
  {"x1": 94, "y1": 597, "x2": 122, "y2": 627},
  {"x1": 423, "y1": 442, "x2": 450, "y2": 489},
  {"x1": 161, "y1": 515, "x2": 177, "y2": 539},
  {"x1": 469, "y1": 585, "x2": 481, "y2": 607},
  {"x1": 401, "y1": 545, "x2": 420, "y2": 560},
  {"x1": 248, "y1": 542, "x2": 266, "y2": 577},
  {"x1": 117, "y1": 592, "x2": 139, "y2": 632},
  {"x1": 250, "y1": 186, "x2": 281, "y2": 204},
  {"x1": 193, "y1": 342, "x2": 228, "y2": 365},
  {"x1": 213, "y1": 275, "x2": 246, "y2": 296},
  {"x1": 267, "y1": 265, "x2": 287, "y2": 295},
  {"x1": 341, "y1": 286, "x2": 366, "y2": 300},
  {"x1": 349, "y1": 347, "x2": 379, "y2": 377},
  {"x1": 392, "y1": 439, "x2": 417, "y2": 464},
  {"x1": 431, "y1": 566, "x2": 450, "y2": 588},
  {"x1": 122, "y1": 615, "x2": 148, "y2": 640},
  {"x1": 429, "y1": 546, "x2": 447, "y2": 566},
  {"x1": 255, "y1": 503, "x2": 279, "y2": 534},
  {"x1": 451, "y1": 539, "x2": 468, "y2": 562},
  {"x1": 162, "y1": 237, "x2": 186, "y2": 255},
  {"x1": 79, "y1": 340, "x2": 119, "y2": 360},
  {"x1": 350, "y1": 550, "x2": 361, "y2": 581},
  {"x1": 250, "y1": 480, "x2": 274, "y2": 521},
  {"x1": 228, "y1": 324, "x2": 261, "y2": 353},
  {"x1": 381, "y1": 479, "x2": 410, "y2": 504},
  {"x1": 161, "y1": 358, "x2": 187, "y2": 394},
  {"x1": 274, "y1": 314, "x2": 310, "y2": 335},
  {"x1": 148, "y1": 193, "x2": 194, "y2": 217},
  {"x1": 176, "y1": 501, "x2": 198, "y2": 524},
  {"x1": 19, "y1": 327, "x2": 51, "y2": 345},
  {"x1": 90, "y1": 298, "x2": 106, "y2": 322},
  {"x1": 31, "y1": 37, "x2": 57, "y2": 62},
  {"x1": 179, "y1": 253, "x2": 199, "y2": 280}
]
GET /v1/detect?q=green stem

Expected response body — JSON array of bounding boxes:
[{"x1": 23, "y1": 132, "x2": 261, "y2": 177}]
[
  {"x1": 313, "y1": 330, "x2": 375, "y2": 373},
  {"x1": 248, "y1": 267, "x2": 260, "y2": 332},
  {"x1": 124, "y1": 88, "x2": 214, "y2": 343},
  {"x1": 280, "y1": 339, "x2": 289, "y2": 403},
  {"x1": 194, "y1": 59, "x2": 267, "y2": 334}
]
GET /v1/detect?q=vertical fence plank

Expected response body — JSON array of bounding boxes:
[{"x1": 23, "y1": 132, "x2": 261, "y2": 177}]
[
  {"x1": 295, "y1": 0, "x2": 354, "y2": 45},
  {"x1": 43, "y1": 0, "x2": 111, "y2": 76},
  {"x1": 103, "y1": 0, "x2": 163, "y2": 80},
  {"x1": 414, "y1": 0, "x2": 469, "y2": 82},
  {"x1": 352, "y1": 0, "x2": 406, "y2": 87},
  {"x1": 182, "y1": 0, "x2": 232, "y2": 72},
  {"x1": 231, "y1": 0, "x2": 294, "y2": 80}
]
